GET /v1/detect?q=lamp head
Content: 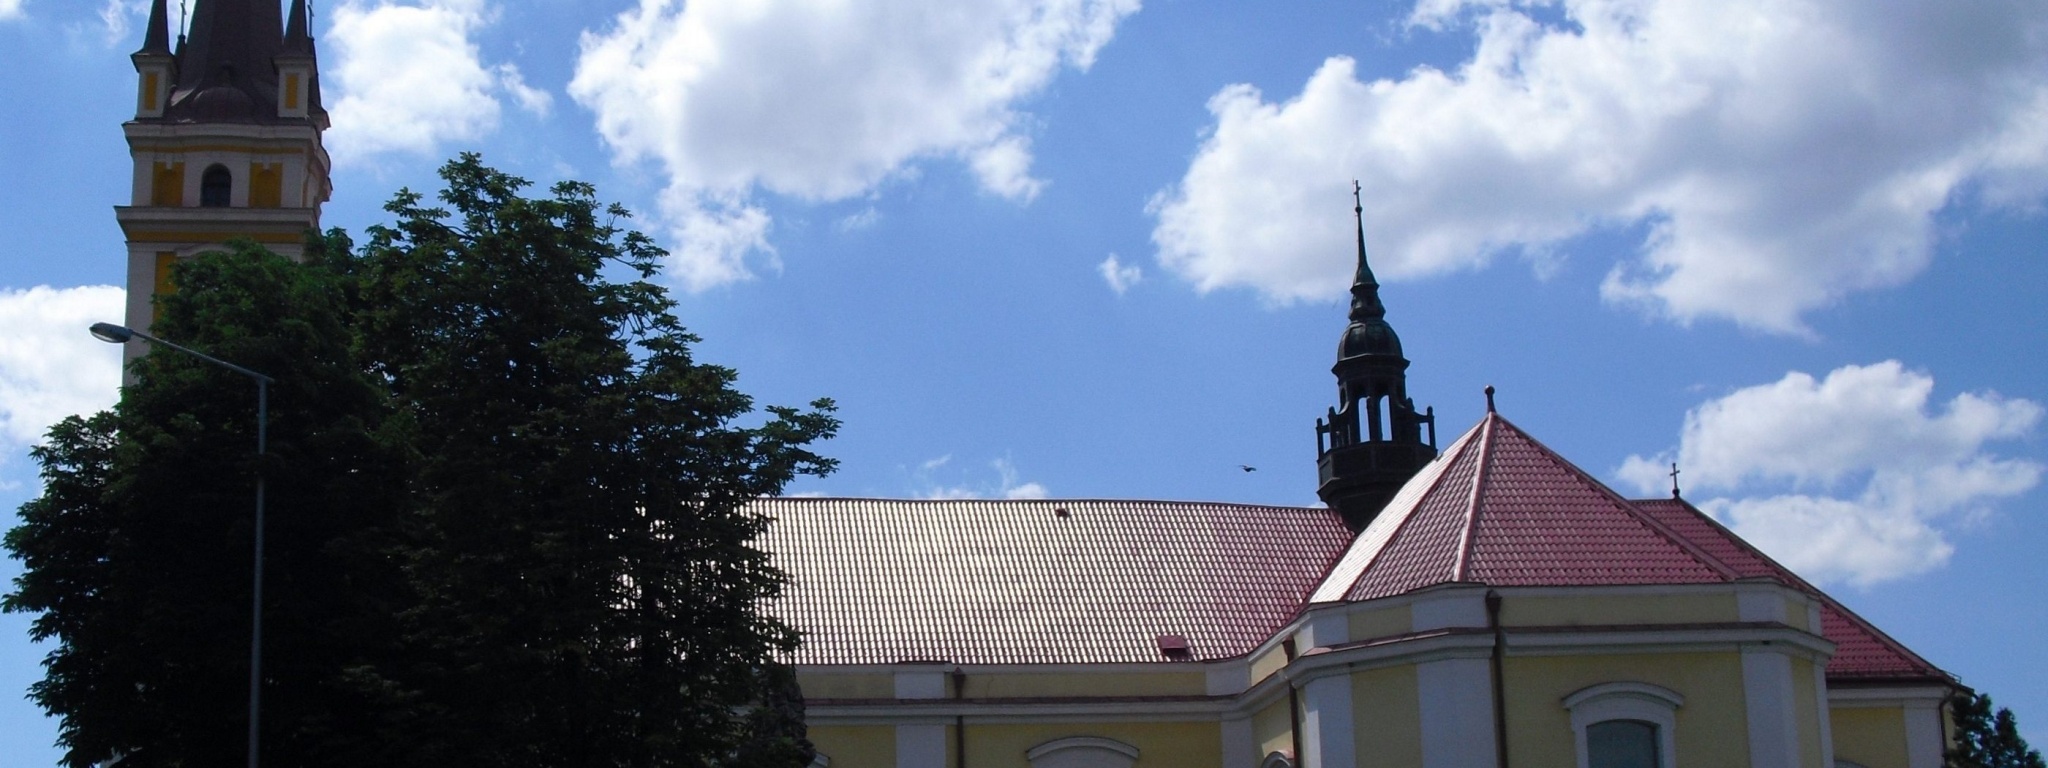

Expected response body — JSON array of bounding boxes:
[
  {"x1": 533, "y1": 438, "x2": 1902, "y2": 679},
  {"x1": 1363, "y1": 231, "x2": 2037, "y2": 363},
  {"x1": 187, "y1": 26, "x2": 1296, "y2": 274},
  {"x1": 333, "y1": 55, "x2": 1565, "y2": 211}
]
[{"x1": 90, "y1": 322, "x2": 135, "y2": 344}]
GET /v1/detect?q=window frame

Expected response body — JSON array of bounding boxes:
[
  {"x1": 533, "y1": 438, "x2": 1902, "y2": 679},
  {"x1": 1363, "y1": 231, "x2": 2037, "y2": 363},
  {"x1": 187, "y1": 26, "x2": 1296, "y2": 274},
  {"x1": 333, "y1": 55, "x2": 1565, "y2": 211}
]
[{"x1": 1563, "y1": 681, "x2": 1683, "y2": 768}]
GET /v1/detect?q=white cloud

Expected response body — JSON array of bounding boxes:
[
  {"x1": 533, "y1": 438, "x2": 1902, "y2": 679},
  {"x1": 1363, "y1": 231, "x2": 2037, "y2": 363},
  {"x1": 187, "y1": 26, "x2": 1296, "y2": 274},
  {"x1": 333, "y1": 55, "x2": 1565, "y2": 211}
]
[
  {"x1": 914, "y1": 456, "x2": 1050, "y2": 500},
  {"x1": 836, "y1": 206, "x2": 881, "y2": 233},
  {"x1": 1097, "y1": 253, "x2": 1141, "y2": 295},
  {"x1": 570, "y1": 0, "x2": 1140, "y2": 289},
  {"x1": 325, "y1": 0, "x2": 547, "y2": 160},
  {"x1": 0, "y1": 286, "x2": 125, "y2": 448},
  {"x1": 1619, "y1": 362, "x2": 2043, "y2": 586},
  {"x1": 0, "y1": 0, "x2": 23, "y2": 22},
  {"x1": 98, "y1": 0, "x2": 145, "y2": 41},
  {"x1": 1149, "y1": 0, "x2": 2048, "y2": 334}
]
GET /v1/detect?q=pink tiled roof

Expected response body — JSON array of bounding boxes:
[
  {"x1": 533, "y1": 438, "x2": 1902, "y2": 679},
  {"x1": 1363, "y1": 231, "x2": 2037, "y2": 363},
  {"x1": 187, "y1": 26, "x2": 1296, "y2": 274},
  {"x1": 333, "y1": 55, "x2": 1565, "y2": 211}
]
[
  {"x1": 1633, "y1": 499, "x2": 1947, "y2": 682},
  {"x1": 1312, "y1": 414, "x2": 1732, "y2": 602},
  {"x1": 756, "y1": 498, "x2": 1353, "y2": 665},
  {"x1": 755, "y1": 414, "x2": 1946, "y2": 683}
]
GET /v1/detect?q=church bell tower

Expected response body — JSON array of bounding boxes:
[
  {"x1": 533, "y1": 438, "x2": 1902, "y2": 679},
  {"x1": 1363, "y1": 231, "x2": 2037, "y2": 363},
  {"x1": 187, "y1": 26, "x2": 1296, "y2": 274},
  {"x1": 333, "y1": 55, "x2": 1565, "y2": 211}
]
[
  {"x1": 115, "y1": 0, "x2": 331, "y2": 340},
  {"x1": 1315, "y1": 186, "x2": 1436, "y2": 532}
]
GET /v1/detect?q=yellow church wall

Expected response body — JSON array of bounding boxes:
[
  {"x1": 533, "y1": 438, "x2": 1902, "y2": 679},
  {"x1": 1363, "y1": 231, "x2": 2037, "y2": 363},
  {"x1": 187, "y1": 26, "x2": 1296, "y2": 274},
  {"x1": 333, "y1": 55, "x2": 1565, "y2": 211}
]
[
  {"x1": 1831, "y1": 706, "x2": 1911, "y2": 768},
  {"x1": 1254, "y1": 697, "x2": 1294, "y2": 761},
  {"x1": 249, "y1": 163, "x2": 284, "y2": 208},
  {"x1": 810, "y1": 724, "x2": 895, "y2": 768},
  {"x1": 140, "y1": 72, "x2": 160, "y2": 112},
  {"x1": 1501, "y1": 651, "x2": 1753, "y2": 767},
  {"x1": 151, "y1": 162, "x2": 184, "y2": 206},
  {"x1": 1792, "y1": 658, "x2": 1826, "y2": 766},
  {"x1": 1250, "y1": 644, "x2": 1290, "y2": 686},
  {"x1": 1501, "y1": 591, "x2": 1738, "y2": 628},
  {"x1": 1347, "y1": 603, "x2": 1412, "y2": 643},
  {"x1": 1351, "y1": 664, "x2": 1421, "y2": 768},
  {"x1": 965, "y1": 671, "x2": 1208, "y2": 699},
  {"x1": 124, "y1": 231, "x2": 308, "y2": 246},
  {"x1": 965, "y1": 721, "x2": 1221, "y2": 768},
  {"x1": 796, "y1": 672, "x2": 895, "y2": 699}
]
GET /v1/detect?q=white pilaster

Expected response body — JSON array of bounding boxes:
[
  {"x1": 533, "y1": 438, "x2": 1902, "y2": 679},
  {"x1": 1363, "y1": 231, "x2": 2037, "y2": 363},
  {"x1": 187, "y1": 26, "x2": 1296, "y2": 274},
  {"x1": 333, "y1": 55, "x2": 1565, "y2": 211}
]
[
  {"x1": 1813, "y1": 663, "x2": 1835, "y2": 768},
  {"x1": 1904, "y1": 699, "x2": 1944, "y2": 768},
  {"x1": 1416, "y1": 657, "x2": 1496, "y2": 768},
  {"x1": 1411, "y1": 591, "x2": 1487, "y2": 632},
  {"x1": 1742, "y1": 648, "x2": 1800, "y2": 768},
  {"x1": 1300, "y1": 611, "x2": 1350, "y2": 651},
  {"x1": 1301, "y1": 675, "x2": 1356, "y2": 768}
]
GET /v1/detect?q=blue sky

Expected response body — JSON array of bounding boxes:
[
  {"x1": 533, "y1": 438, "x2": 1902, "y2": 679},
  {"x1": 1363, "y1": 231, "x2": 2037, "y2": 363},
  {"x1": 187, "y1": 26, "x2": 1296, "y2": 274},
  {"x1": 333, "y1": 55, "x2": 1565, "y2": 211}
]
[{"x1": 2, "y1": 0, "x2": 2045, "y2": 761}]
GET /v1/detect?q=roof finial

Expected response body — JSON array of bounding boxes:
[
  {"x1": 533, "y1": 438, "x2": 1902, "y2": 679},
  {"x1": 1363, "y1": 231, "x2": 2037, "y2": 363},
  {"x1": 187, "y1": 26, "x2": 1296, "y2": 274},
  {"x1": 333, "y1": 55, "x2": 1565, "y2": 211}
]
[
  {"x1": 1347, "y1": 181, "x2": 1384, "y2": 324},
  {"x1": 1484, "y1": 385, "x2": 1496, "y2": 413},
  {"x1": 1670, "y1": 462, "x2": 1682, "y2": 499}
]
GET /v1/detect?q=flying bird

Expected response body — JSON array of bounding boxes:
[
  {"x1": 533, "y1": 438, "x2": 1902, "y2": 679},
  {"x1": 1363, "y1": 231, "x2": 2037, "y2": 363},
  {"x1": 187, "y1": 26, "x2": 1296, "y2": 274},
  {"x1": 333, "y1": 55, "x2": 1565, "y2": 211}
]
[{"x1": 1240, "y1": 465, "x2": 1257, "y2": 472}]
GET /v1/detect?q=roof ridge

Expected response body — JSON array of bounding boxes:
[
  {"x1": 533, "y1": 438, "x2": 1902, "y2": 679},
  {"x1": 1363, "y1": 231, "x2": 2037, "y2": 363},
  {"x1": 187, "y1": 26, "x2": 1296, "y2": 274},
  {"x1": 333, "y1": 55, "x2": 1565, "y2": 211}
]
[
  {"x1": 1307, "y1": 419, "x2": 1486, "y2": 603},
  {"x1": 755, "y1": 496, "x2": 1328, "y2": 511},
  {"x1": 1449, "y1": 413, "x2": 1495, "y2": 580},
  {"x1": 1643, "y1": 497, "x2": 1947, "y2": 679},
  {"x1": 1486, "y1": 414, "x2": 1740, "y2": 581}
]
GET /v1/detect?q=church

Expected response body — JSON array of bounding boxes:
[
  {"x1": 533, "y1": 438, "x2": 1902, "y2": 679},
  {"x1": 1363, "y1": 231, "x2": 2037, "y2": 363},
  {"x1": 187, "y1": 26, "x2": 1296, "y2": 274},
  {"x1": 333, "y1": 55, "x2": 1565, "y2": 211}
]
[{"x1": 112, "y1": 3, "x2": 1956, "y2": 767}]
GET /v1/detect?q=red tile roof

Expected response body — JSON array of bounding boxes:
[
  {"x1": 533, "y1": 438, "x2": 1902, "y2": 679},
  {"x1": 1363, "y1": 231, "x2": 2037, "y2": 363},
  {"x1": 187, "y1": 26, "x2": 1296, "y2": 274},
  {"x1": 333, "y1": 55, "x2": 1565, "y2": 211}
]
[
  {"x1": 756, "y1": 498, "x2": 1352, "y2": 665},
  {"x1": 1633, "y1": 499, "x2": 1947, "y2": 682},
  {"x1": 755, "y1": 414, "x2": 1946, "y2": 684},
  {"x1": 1312, "y1": 414, "x2": 1732, "y2": 602}
]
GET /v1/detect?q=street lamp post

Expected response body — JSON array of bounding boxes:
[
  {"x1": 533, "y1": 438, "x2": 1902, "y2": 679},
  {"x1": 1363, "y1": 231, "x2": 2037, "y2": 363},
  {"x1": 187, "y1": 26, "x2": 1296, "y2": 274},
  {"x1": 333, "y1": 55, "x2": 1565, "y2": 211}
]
[{"x1": 90, "y1": 322, "x2": 273, "y2": 768}]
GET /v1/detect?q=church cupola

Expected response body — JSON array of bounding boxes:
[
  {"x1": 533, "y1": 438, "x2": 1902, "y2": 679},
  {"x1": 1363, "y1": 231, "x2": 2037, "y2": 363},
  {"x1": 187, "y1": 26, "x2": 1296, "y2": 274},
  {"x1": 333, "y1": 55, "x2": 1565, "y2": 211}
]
[{"x1": 1315, "y1": 185, "x2": 1437, "y2": 532}]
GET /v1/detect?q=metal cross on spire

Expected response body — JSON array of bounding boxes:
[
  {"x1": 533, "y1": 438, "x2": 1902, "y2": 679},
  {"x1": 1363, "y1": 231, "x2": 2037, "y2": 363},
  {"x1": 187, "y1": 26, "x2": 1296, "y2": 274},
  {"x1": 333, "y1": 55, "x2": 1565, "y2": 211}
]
[{"x1": 1670, "y1": 462, "x2": 1682, "y2": 499}]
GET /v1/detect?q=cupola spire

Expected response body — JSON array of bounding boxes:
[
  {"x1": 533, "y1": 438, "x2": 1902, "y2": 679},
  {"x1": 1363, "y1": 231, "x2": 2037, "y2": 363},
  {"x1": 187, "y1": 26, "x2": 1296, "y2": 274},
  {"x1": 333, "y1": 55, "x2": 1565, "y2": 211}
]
[
  {"x1": 139, "y1": 0, "x2": 173, "y2": 55},
  {"x1": 1315, "y1": 185, "x2": 1436, "y2": 532}
]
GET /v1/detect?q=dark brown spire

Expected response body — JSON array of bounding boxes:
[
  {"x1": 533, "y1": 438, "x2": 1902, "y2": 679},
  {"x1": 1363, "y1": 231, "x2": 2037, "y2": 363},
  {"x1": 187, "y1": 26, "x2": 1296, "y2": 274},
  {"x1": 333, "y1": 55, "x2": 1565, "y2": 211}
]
[
  {"x1": 153, "y1": 0, "x2": 299, "y2": 123},
  {"x1": 138, "y1": 0, "x2": 173, "y2": 55},
  {"x1": 1348, "y1": 180, "x2": 1388, "y2": 325},
  {"x1": 283, "y1": 0, "x2": 312, "y2": 54},
  {"x1": 1316, "y1": 185, "x2": 1436, "y2": 532}
]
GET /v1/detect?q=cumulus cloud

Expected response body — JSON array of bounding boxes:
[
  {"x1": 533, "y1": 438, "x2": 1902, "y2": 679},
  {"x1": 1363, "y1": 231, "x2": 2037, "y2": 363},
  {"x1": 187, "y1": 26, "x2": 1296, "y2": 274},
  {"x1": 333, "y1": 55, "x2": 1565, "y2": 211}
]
[
  {"x1": 325, "y1": 0, "x2": 549, "y2": 160},
  {"x1": 0, "y1": 286, "x2": 125, "y2": 448},
  {"x1": 1619, "y1": 362, "x2": 2043, "y2": 586},
  {"x1": 0, "y1": 0, "x2": 26, "y2": 22},
  {"x1": 1149, "y1": 0, "x2": 2048, "y2": 334},
  {"x1": 1098, "y1": 253, "x2": 1141, "y2": 295},
  {"x1": 570, "y1": 0, "x2": 1140, "y2": 290}
]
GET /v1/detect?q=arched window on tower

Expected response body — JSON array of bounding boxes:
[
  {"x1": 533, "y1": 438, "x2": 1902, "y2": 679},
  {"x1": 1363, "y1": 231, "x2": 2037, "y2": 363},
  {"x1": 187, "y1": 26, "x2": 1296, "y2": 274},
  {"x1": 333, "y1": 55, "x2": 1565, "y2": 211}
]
[{"x1": 200, "y1": 164, "x2": 232, "y2": 207}]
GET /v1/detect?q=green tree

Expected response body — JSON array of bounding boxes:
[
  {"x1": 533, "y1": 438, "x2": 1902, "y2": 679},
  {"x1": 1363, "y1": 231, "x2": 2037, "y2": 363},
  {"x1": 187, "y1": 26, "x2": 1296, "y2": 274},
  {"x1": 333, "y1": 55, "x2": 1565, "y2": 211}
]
[
  {"x1": 7, "y1": 156, "x2": 836, "y2": 767},
  {"x1": 1950, "y1": 689, "x2": 2046, "y2": 768},
  {"x1": 349, "y1": 155, "x2": 835, "y2": 767},
  {"x1": 6, "y1": 242, "x2": 404, "y2": 768}
]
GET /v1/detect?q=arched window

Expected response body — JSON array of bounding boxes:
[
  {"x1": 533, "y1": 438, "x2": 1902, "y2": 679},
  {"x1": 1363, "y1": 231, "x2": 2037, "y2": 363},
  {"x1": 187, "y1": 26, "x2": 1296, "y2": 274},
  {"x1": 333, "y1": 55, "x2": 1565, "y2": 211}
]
[
  {"x1": 1563, "y1": 682, "x2": 1682, "y2": 768},
  {"x1": 1025, "y1": 736, "x2": 1139, "y2": 768},
  {"x1": 1260, "y1": 751, "x2": 1297, "y2": 768},
  {"x1": 200, "y1": 164, "x2": 232, "y2": 207},
  {"x1": 1587, "y1": 720, "x2": 1659, "y2": 768}
]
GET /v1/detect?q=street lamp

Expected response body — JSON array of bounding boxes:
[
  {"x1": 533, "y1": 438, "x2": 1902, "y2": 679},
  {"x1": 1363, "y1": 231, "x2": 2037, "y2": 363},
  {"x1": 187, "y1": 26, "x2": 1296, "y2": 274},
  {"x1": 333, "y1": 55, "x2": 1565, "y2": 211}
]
[{"x1": 90, "y1": 321, "x2": 273, "y2": 768}]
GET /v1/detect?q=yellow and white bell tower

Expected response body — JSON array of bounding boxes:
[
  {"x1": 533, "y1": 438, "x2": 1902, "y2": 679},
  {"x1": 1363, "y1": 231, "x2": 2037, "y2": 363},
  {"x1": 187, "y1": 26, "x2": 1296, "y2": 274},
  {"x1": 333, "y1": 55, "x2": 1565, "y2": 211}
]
[{"x1": 114, "y1": 0, "x2": 331, "y2": 337}]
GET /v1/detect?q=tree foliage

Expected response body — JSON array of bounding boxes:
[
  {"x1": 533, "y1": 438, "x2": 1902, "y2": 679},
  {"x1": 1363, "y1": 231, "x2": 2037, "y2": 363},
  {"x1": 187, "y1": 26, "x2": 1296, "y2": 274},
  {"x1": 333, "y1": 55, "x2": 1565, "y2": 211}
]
[
  {"x1": 1950, "y1": 689, "x2": 2046, "y2": 768},
  {"x1": 5, "y1": 155, "x2": 837, "y2": 768}
]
